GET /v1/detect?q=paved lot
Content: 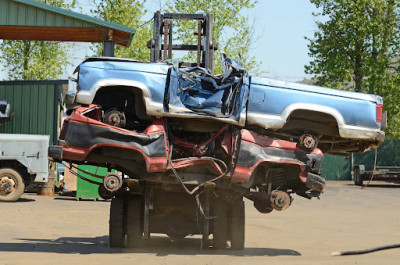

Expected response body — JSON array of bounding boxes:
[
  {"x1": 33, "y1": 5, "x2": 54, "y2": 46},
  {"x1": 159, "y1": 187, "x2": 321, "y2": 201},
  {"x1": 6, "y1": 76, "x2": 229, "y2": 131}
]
[{"x1": 1, "y1": 181, "x2": 400, "y2": 265}]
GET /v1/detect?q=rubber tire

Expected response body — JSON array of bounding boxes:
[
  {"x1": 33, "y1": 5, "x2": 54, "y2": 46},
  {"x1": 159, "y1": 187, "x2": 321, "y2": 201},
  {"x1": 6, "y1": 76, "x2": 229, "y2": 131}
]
[
  {"x1": 213, "y1": 199, "x2": 228, "y2": 249},
  {"x1": 306, "y1": 173, "x2": 326, "y2": 192},
  {"x1": 109, "y1": 196, "x2": 126, "y2": 248},
  {"x1": 0, "y1": 168, "x2": 25, "y2": 202},
  {"x1": 230, "y1": 200, "x2": 245, "y2": 250},
  {"x1": 126, "y1": 196, "x2": 143, "y2": 248},
  {"x1": 354, "y1": 168, "x2": 363, "y2": 186}
]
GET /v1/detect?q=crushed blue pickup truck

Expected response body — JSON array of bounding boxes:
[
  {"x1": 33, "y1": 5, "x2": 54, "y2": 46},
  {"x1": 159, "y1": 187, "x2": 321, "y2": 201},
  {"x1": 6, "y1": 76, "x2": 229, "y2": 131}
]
[
  {"x1": 66, "y1": 56, "x2": 385, "y2": 154},
  {"x1": 50, "y1": 55, "x2": 385, "y2": 249}
]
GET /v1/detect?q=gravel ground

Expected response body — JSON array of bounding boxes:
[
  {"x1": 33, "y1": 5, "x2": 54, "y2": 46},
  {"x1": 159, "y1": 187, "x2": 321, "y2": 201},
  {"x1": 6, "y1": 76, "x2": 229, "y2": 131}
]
[{"x1": 1, "y1": 181, "x2": 400, "y2": 265}]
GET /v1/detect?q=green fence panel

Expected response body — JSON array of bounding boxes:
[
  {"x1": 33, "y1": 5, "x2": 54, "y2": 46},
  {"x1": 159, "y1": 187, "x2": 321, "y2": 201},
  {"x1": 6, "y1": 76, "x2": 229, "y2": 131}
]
[
  {"x1": 321, "y1": 154, "x2": 351, "y2": 181},
  {"x1": 0, "y1": 80, "x2": 67, "y2": 145},
  {"x1": 321, "y1": 139, "x2": 400, "y2": 180}
]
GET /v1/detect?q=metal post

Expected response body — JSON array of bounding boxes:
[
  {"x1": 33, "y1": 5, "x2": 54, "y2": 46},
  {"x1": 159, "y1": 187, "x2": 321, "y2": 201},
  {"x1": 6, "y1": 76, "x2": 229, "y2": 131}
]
[
  {"x1": 152, "y1": 11, "x2": 162, "y2": 62},
  {"x1": 201, "y1": 190, "x2": 210, "y2": 249},
  {"x1": 163, "y1": 18, "x2": 169, "y2": 60},
  {"x1": 143, "y1": 187, "x2": 152, "y2": 239},
  {"x1": 204, "y1": 13, "x2": 214, "y2": 72},
  {"x1": 102, "y1": 41, "x2": 114, "y2": 57},
  {"x1": 350, "y1": 152, "x2": 354, "y2": 180},
  {"x1": 197, "y1": 19, "x2": 202, "y2": 67},
  {"x1": 168, "y1": 20, "x2": 173, "y2": 59}
]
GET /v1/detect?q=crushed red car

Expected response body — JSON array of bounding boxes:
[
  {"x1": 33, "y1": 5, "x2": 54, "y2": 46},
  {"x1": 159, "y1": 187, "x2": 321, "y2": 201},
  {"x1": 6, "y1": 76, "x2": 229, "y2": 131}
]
[
  {"x1": 52, "y1": 104, "x2": 324, "y2": 203},
  {"x1": 49, "y1": 104, "x2": 325, "y2": 249}
]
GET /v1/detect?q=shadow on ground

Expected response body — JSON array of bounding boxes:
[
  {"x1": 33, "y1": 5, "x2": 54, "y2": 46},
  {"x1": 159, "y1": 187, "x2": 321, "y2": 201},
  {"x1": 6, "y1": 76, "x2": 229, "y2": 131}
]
[
  {"x1": 0, "y1": 236, "x2": 301, "y2": 257},
  {"x1": 13, "y1": 198, "x2": 35, "y2": 203},
  {"x1": 346, "y1": 183, "x2": 400, "y2": 188}
]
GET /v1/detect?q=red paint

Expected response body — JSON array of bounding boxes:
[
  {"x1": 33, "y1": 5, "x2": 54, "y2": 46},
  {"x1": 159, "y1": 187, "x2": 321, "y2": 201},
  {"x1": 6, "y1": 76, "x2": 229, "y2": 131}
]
[
  {"x1": 169, "y1": 158, "x2": 224, "y2": 175},
  {"x1": 66, "y1": 105, "x2": 165, "y2": 136},
  {"x1": 60, "y1": 105, "x2": 323, "y2": 185},
  {"x1": 61, "y1": 142, "x2": 168, "y2": 173},
  {"x1": 60, "y1": 105, "x2": 169, "y2": 173}
]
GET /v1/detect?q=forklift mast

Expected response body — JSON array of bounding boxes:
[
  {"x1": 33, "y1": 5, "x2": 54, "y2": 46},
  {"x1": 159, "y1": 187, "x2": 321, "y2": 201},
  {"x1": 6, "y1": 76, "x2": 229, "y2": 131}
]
[{"x1": 147, "y1": 11, "x2": 218, "y2": 73}]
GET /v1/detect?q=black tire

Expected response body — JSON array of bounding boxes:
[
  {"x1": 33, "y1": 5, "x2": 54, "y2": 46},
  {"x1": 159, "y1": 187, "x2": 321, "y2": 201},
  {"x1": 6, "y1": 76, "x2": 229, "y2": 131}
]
[
  {"x1": 109, "y1": 196, "x2": 126, "y2": 248},
  {"x1": 0, "y1": 168, "x2": 25, "y2": 202},
  {"x1": 230, "y1": 200, "x2": 245, "y2": 250},
  {"x1": 354, "y1": 168, "x2": 363, "y2": 186},
  {"x1": 253, "y1": 202, "x2": 273, "y2": 214},
  {"x1": 306, "y1": 173, "x2": 326, "y2": 192},
  {"x1": 213, "y1": 199, "x2": 228, "y2": 249},
  {"x1": 126, "y1": 196, "x2": 143, "y2": 248}
]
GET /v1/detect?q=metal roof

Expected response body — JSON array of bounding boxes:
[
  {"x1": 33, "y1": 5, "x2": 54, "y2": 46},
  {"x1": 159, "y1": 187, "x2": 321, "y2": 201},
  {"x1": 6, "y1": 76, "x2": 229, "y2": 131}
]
[{"x1": 0, "y1": 0, "x2": 135, "y2": 47}]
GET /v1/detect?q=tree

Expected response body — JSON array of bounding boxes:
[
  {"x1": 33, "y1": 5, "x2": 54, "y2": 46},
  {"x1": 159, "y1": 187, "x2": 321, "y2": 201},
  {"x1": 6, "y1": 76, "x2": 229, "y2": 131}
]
[
  {"x1": 167, "y1": 0, "x2": 261, "y2": 74},
  {"x1": 0, "y1": 0, "x2": 75, "y2": 80},
  {"x1": 305, "y1": 0, "x2": 400, "y2": 138},
  {"x1": 91, "y1": 0, "x2": 152, "y2": 61}
]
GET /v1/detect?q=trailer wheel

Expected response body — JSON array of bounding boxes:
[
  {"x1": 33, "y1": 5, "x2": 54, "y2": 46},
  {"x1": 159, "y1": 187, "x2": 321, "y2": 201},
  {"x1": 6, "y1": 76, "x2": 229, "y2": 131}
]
[
  {"x1": 229, "y1": 200, "x2": 245, "y2": 250},
  {"x1": 213, "y1": 199, "x2": 228, "y2": 249},
  {"x1": 109, "y1": 196, "x2": 126, "y2": 248},
  {"x1": 354, "y1": 168, "x2": 363, "y2": 186},
  {"x1": 0, "y1": 168, "x2": 25, "y2": 202},
  {"x1": 126, "y1": 195, "x2": 143, "y2": 248}
]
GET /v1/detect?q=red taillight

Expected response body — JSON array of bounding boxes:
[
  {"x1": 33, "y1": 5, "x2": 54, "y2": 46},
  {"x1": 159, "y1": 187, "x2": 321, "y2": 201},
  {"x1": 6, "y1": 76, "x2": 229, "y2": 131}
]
[{"x1": 376, "y1": 104, "x2": 383, "y2": 124}]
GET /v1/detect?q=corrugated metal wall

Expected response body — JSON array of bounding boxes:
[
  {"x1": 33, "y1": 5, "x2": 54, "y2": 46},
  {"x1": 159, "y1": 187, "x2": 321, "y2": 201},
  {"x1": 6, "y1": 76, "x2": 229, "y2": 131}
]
[
  {"x1": 0, "y1": 80, "x2": 67, "y2": 144},
  {"x1": 0, "y1": 0, "x2": 95, "y2": 28}
]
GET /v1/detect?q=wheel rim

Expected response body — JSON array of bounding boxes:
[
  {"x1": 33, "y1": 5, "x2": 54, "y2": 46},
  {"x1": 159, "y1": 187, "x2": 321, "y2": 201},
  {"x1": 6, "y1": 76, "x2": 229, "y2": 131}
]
[{"x1": 0, "y1": 175, "x2": 16, "y2": 196}]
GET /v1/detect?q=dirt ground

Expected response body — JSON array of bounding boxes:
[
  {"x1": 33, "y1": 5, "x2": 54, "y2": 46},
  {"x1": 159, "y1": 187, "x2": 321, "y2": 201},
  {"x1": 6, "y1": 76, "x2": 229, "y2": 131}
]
[{"x1": 1, "y1": 181, "x2": 400, "y2": 265}]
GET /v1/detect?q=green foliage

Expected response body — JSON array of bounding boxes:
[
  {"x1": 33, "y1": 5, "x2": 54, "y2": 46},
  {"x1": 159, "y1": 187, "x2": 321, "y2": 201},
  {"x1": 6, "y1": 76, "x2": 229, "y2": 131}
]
[
  {"x1": 306, "y1": 0, "x2": 400, "y2": 138},
  {"x1": 91, "y1": 0, "x2": 152, "y2": 61},
  {"x1": 167, "y1": 0, "x2": 261, "y2": 74},
  {"x1": 0, "y1": 0, "x2": 75, "y2": 80}
]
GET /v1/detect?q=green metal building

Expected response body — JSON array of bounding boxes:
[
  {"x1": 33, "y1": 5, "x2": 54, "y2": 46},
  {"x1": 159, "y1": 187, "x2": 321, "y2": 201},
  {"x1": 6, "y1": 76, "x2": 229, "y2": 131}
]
[{"x1": 0, "y1": 80, "x2": 67, "y2": 145}]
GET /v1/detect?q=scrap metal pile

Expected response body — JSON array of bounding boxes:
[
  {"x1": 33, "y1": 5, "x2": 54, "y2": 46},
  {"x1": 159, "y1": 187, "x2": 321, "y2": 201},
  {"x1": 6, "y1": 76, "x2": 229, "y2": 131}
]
[{"x1": 49, "y1": 12, "x2": 385, "y2": 249}]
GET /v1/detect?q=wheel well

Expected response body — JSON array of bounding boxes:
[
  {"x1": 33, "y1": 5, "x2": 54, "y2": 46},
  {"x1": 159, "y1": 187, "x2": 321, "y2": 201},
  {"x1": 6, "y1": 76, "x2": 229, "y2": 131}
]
[
  {"x1": 93, "y1": 86, "x2": 148, "y2": 120},
  {"x1": 283, "y1": 109, "x2": 339, "y2": 137},
  {"x1": 0, "y1": 160, "x2": 31, "y2": 183},
  {"x1": 85, "y1": 146, "x2": 147, "y2": 178},
  {"x1": 246, "y1": 162, "x2": 301, "y2": 189}
]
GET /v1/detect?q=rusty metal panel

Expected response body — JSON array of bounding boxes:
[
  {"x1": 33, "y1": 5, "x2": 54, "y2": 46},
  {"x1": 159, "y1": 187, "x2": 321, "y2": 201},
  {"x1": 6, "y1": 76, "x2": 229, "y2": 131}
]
[{"x1": 0, "y1": 80, "x2": 67, "y2": 145}]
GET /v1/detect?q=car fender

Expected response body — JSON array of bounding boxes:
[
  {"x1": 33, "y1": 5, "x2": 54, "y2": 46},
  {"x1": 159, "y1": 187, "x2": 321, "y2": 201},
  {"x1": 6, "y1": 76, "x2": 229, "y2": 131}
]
[
  {"x1": 75, "y1": 78, "x2": 164, "y2": 117},
  {"x1": 247, "y1": 102, "x2": 344, "y2": 130}
]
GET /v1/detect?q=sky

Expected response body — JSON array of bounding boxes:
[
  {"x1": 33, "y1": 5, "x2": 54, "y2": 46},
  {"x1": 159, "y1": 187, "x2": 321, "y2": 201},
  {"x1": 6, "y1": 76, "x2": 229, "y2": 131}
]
[
  {"x1": 0, "y1": 0, "x2": 320, "y2": 82},
  {"x1": 253, "y1": 1, "x2": 319, "y2": 81}
]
